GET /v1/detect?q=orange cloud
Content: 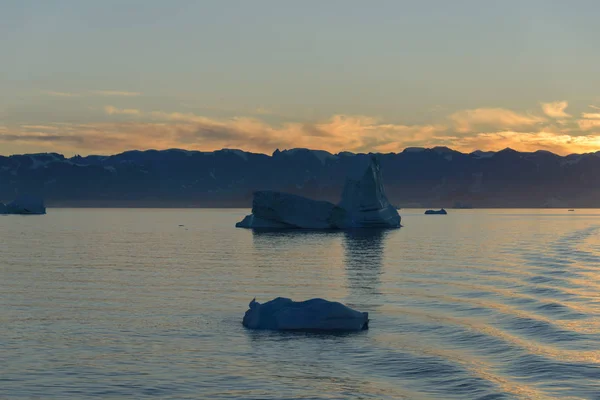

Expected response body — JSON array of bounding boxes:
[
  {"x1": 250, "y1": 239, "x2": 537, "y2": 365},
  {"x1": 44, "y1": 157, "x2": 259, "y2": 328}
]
[
  {"x1": 581, "y1": 113, "x2": 600, "y2": 119},
  {"x1": 3, "y1": 106, "x2": 600, "y2": 156},
  {"x1": 0, "y1": 114, "x2": 443, "y2": 155},
  {"x1": 577, "y1": 119, "x2": 600, "y2": 131},
  {"x1": 541, "y1": 101, "x2": 571, "y2": 118},
  {"x1": 449, "y1": 108, "x2": 545, "y2": 133},
  {"x1": 450, "y1": 131, "x2": 600, "y2": 155}
]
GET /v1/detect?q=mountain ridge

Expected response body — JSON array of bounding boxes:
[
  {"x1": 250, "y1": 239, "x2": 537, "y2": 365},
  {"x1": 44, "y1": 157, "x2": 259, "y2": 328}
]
[{"x1": 2, "y1": 147, "x2": 600, "y2": 208}]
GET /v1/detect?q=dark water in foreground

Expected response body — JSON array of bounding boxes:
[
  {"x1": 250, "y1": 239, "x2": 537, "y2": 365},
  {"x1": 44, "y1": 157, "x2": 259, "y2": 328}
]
[{"x1": 2, "y1": 209, "x2": 600, "y2": 399}]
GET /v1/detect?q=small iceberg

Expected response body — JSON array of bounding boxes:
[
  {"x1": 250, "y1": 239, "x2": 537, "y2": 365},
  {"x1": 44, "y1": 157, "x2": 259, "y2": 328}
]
[
  {"x1": 425, "y1": 208, "x2": 447, "y2": 215},
  {"x1": 0, "y1": 195, "x2": 46, "y2": 215},
  {"x1": 242, "y1": 297, "x2": 369, "y2": 332},
  {"x1": 236, "y1": 155, "x2": 400, "y2": 229}
]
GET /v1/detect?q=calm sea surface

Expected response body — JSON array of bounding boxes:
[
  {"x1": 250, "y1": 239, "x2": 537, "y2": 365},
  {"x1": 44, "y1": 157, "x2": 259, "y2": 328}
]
[{"x1": 2, "y1": 209, "x2": 600, "y2": 399}]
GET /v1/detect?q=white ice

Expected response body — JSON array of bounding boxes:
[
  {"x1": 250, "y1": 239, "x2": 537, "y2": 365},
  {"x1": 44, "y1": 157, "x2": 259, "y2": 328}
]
[{"x1": 242, "y1": 297, "x2": 369, "y2": 331}]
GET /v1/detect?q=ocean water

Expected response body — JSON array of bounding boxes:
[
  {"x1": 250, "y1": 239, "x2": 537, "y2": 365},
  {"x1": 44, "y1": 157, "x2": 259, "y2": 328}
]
[{"x1": 2, "y1": 208, "x2": 600, "y2": 399}]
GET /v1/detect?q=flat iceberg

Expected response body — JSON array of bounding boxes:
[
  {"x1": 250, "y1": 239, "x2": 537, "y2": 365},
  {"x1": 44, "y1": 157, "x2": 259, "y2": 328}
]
[
  {"x1": 236, "y1": 191, "x2": 340, "y2": 229},
  {"x1": 2, "y1": 195, "x2": 46, "y2": 215},
  {"x1": 424, "y1": 208, "x2": 447, "y2": 215},
  {"x1": 242, "y1": 297, "x2": 369, "y2": 331},
  {"x1": 236, "y1": 155, "x2": 400, "y2": 229}
]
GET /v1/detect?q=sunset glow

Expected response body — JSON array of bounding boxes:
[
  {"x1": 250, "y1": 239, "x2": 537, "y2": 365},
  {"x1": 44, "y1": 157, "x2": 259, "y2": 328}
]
[{"x1": 2, "y1": 1, "x2": 599, "y2": 156}]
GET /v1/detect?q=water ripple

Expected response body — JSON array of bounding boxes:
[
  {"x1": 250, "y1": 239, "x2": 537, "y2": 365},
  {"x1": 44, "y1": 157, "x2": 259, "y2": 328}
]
[{"x1": 2, "y1": 209, "x2": 600, "y2": 399}]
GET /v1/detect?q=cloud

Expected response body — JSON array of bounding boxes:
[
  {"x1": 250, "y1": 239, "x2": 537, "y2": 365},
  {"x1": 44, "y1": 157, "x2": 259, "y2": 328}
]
[
  {"x1": 150, "y1": 111, "x2": 212, "y2": 123},
  {"x1": 91, "y1": 90, "x2": 141, "y2": 97},
  {"x1": 449, "y1": 108, "x2": 545, "y2": 133},
  {"x1": 21, "y1": 125, "x2": 60, "y2": 131},
  {"x1": 0, "y1": 113, "x2": 444, "y2": 155},
  {"x1": 254, "y1": 107, "x2": 273, "y2": 115},
  {"x1": 41, "y1": 91, "x2": 80, "y2": 97},
  {"x1": 577, "y1": 107, "x2": 600, "y2": 131},
  {"x1": 577, "y1": 119, "x2": 600, "y2": 131},
  {"x1": 145, "y1": 112, "x2": 445, "y2": 153},
  {"x1": 450, "y1": 131, "x2": 600, "y2": 155},
  {"x1": 3, "y1": 104, "x2": 600, "y2": 156},
  {"x1": 153, "y1": 112, "x2": 446, "y2": 153},
  {"x1": 541, "y1": 101, "x2": 571, "y2": 118},
  {"x1": 104, "y1": 105, "x2": 142, "y2": 116},
  {"x1": 0, "y1": 134, "x2": 85, "y2": 144},
  {"x1": 581, "y1": 113, "x2": 600, "y2": 119}
]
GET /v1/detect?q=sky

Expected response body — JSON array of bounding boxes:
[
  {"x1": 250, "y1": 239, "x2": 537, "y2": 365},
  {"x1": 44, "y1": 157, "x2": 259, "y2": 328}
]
[{"x1": 1, "y1": 0, "x2": 600, "y2": 156}]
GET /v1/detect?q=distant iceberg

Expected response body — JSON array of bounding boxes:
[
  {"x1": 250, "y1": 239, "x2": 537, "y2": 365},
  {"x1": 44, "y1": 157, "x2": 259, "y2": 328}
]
[
  {"x1": 1, "y1": 195, "x2": 46, "y2": 215},
  {"x1": 425, "y1": 208, "x2": 447, "y2": 215},
  {"x1": 236, "y1": 155, "x2": 400, "y2": 229},
  {"x1": 242, "y1": 297, "x2": 369, "y2": 331}
]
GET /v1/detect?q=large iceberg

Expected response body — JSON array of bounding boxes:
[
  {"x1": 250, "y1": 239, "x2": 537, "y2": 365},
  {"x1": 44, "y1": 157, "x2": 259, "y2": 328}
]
[
  {"x1": 242, "y1": 297, "x2": 369, "y2": 331},
  {"x1": 1, "y1": 195, "x2": 46, "y2": 215},
  {"x1": 236, "y1": 155, "x2": 400, "y2": 229}
]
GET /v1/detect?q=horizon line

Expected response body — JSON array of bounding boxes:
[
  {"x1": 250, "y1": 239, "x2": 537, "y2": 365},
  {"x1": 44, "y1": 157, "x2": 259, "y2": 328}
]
[{"x1": 1, "y1": 145, "x2": 597, "y2": 159}]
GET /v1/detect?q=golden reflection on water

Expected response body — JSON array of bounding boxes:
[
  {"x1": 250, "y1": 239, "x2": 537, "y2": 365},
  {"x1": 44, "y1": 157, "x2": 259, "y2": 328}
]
[
  {"x1": 249, "y1": 230, "x2": 349, "y2": 299},
  {"x1": 3, "y1": 208, "x2": 600, "y2": 398}
]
